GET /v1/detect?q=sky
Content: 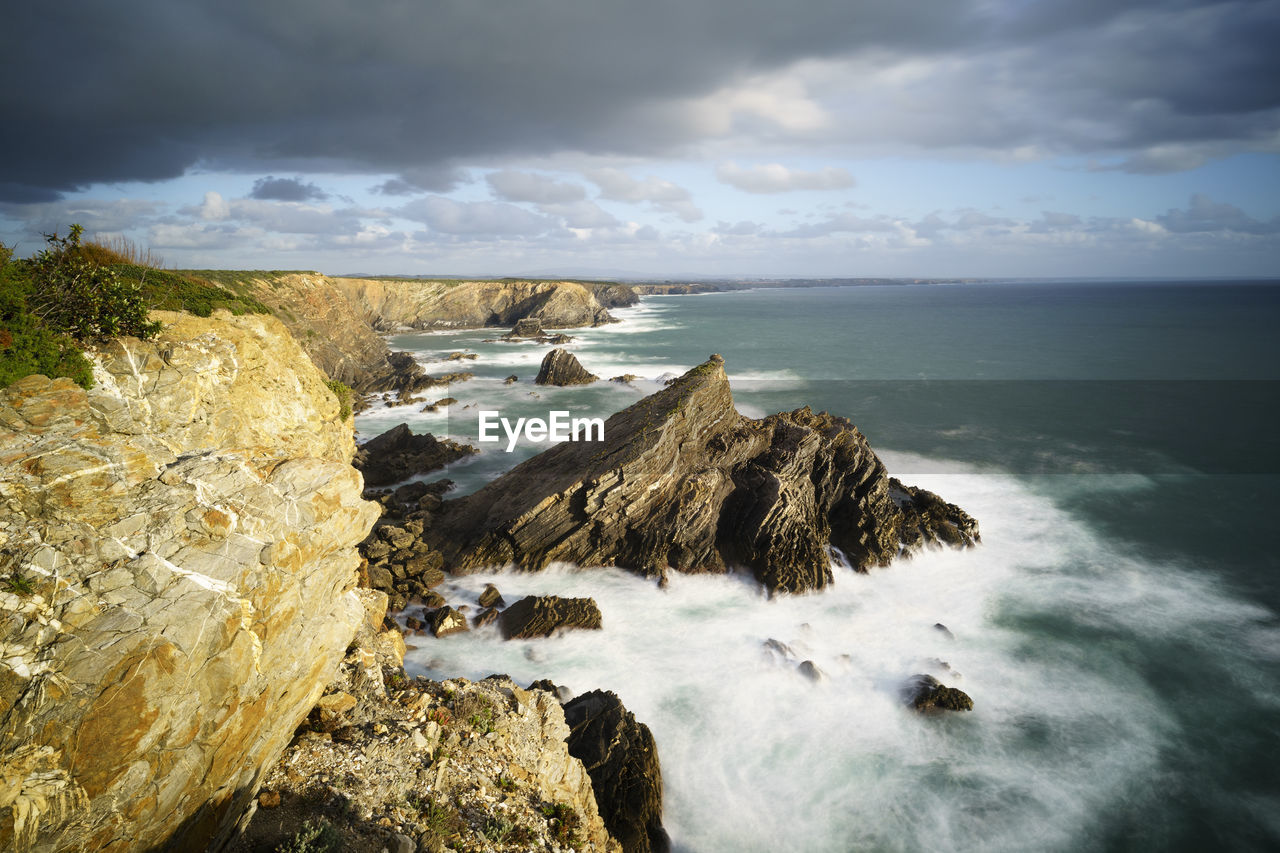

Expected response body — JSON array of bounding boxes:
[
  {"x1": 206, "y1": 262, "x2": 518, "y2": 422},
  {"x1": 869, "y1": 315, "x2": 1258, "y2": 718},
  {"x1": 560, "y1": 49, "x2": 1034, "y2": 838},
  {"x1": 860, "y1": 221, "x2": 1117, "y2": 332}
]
[{"x1": 2, "y1": 0, "x2": 1279, "y2": 278}]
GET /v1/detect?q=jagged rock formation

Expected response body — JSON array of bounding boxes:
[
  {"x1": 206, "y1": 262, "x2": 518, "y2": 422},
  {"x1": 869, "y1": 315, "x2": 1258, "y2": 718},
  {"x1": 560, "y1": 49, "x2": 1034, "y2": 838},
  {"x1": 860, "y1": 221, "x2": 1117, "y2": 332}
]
[
  {"x1": 535, "y1": 349, "x2": 599, "y2": 386},
  {"x1": 428, "y1": 355, "x2": 978, "y2": 593},
  {"x1": 501, "y1": 318, "x2": 574, "y2": 345},
  {"x1": 902, "y1": 674, "x2": 974, "y2": 713},
  {"x1": 505, "y1": 317, "x2": 546, "y2": 338},
  {"x1": 235, "y1": 612, "x2": 621, "y2": 853},
  {"x1": 500, "y1": 596, "x2": 604, "y2": 639},
  {"x1": 353, "y1": 423, "x2": 477, "y2": 487},
  {"x1": 563, "y1": 691, "x2": 668, "y2": 853},
  {"x1": 0, "y1": 311, "x2": 380, "y2": 852}
]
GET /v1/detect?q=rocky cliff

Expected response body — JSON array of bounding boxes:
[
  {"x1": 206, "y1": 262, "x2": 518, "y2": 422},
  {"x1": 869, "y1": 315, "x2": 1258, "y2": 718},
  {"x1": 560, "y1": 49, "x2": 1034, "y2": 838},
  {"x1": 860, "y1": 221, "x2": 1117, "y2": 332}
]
[
  {"x1": 329, "y1": 278, "x2": 618, "y2": 330},
  {"x1": 0, "y1": 310, "x2": 381, "y2": 852},
  {"x1": 196, "y1": 273, "x2": 625, "y2": 395},
  {"x1": 426, "y1": 355, "x2": 978, "y2": 593}
]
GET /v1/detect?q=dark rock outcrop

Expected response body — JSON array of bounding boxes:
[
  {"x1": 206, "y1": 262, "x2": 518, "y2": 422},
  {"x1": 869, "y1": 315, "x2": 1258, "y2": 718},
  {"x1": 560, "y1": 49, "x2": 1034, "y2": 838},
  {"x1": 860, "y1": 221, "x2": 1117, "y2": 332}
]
[
  {"x1": 499, "y1": 596, "x2": 603, "y2": 639},
  {"x1": 506, "y1": 317, "x2": 546, "y2": 338},
  {"x1": 563, "y1": 690, "x2": 669, "y2": 853},
  {"x1": 427, "y1": 355, "x2": 978, "y2": 594},
  {"x1": 354, "y1": 423, "x2": 478, "y2": 487},
  {"x1": 903, "y1": 674, "x2": 974, "y2": 713},
  {"x1": 534, "y1": 348, "x2": 599, "y2": 386}
]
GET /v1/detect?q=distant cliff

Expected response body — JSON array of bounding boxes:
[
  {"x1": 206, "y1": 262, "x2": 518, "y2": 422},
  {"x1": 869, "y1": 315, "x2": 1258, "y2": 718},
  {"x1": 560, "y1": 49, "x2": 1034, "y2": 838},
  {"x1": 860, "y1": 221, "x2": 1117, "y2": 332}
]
[
  {"x1": 0, "y1": 310, "x2": 380, "y2": 852},
  {"x1": 182, "y1": 273, "x2": 630, "y2": 394}
]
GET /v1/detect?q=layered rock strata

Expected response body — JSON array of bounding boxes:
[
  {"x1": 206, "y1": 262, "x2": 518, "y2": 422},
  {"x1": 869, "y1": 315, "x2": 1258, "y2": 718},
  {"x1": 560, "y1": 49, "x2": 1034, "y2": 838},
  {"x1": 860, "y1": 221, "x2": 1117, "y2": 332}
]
[
  {"x1": 0, "y1": 311, "x2": 380, "y2": 852},
  {"x1": 427, "y1": 355, "x2": 978, "y2": 593},
  {"x1": 563, "y1": 691, "x2": 668, "y2": 853},
  {"x1": 535, "y1": 349, "x2": 599, "y2": 386}
]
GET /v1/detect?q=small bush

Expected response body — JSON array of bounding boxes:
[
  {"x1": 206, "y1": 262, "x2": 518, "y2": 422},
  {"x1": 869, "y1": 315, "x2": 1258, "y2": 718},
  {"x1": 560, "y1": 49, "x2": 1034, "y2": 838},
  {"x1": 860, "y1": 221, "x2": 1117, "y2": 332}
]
[
  {"x1": 2, "y1": 573, "x2": 37, "y2": 596},
  {"x1": 325, "y1": 379, "x2": 353, "y2": 420},
  {"x1": 541, "y1": 802, "x2": 583, "y2": 846},
  {"x1": 24, "y1": 225, "x2": 162, "y2": 342},
  {"x1": 1, "y1": 239, "x2": 95, "y2": 388},
  {"x1": 274, "y1": 819, "x2": 340, "y2": 853}
]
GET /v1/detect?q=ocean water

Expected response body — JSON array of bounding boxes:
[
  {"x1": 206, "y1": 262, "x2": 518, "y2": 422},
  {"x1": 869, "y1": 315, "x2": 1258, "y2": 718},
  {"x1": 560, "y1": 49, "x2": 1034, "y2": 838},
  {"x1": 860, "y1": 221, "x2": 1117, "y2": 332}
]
[{"x1": 356, "y1": 281, "x2": 1280, "y2": 852}]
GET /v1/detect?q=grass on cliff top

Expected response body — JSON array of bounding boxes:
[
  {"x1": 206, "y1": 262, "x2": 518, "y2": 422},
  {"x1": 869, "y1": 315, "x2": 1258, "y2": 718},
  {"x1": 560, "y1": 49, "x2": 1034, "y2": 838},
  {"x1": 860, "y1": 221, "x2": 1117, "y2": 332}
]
[
  {"x1": 114, "y1": 266, "x2": 272, "y2": 317},
  {"x1": 1, "y1": 229, "x2": 275, "y2": 391}
]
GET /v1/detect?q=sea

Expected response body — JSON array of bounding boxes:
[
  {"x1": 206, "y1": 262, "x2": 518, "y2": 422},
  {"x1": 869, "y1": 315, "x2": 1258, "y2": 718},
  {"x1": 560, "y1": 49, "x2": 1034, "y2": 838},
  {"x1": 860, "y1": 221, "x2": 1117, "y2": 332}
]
[{"x1": 355, "y1": 280, "x2": 1280, "y2": 852}]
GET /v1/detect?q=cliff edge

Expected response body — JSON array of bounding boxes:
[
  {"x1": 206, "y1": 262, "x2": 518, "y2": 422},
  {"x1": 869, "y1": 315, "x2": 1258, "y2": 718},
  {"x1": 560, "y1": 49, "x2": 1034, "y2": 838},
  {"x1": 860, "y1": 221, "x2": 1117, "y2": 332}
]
[{"x1": 0, "y1": 310, "x2": 380, "y2": 852}]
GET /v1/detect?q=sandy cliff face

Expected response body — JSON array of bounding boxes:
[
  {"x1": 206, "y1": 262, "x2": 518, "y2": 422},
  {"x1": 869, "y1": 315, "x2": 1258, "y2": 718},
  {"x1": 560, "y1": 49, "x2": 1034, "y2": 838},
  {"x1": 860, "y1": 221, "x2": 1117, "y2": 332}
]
[{"x1": 0, "y1": 311, "x2": 380, "y2": 852}]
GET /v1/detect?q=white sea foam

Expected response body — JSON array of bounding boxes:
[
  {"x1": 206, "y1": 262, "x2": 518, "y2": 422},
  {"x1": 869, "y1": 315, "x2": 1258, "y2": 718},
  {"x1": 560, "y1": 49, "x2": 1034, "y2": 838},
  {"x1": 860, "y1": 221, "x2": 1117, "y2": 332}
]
[{"x1": 403, "y1": 457, "x2": 1277, "y2": 852}]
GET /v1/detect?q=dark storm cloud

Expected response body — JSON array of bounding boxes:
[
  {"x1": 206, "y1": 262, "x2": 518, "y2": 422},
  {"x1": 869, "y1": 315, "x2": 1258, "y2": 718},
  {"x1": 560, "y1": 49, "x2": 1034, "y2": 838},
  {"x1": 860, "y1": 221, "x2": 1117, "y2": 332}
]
[
  {"x1": 249, "y1": 176, "x2": 328, "y2": 202},
  {"x1": 3, "y1": 0, "x2": 1278, "y2": 201}
]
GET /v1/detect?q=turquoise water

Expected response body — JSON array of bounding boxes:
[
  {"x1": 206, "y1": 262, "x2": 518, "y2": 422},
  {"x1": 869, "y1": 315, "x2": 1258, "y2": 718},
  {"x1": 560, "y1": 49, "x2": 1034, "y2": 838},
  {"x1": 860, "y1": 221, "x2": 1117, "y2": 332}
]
[{"x1": 357, "y1": 281, "x2": 1280, "y2": 852}]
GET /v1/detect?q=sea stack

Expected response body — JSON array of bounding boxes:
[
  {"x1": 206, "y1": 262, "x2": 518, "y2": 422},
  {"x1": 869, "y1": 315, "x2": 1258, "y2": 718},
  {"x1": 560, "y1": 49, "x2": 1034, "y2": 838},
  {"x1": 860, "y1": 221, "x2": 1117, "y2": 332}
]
[{"x1": 535, "y1": 348, "x2": 599, "y2": 386}]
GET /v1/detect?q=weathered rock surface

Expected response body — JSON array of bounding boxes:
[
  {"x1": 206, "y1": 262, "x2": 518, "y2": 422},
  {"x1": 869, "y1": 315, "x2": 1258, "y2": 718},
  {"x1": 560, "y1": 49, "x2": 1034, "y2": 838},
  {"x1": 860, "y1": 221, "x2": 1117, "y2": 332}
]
[
  {"x1": 0, "y1": 310, "x2": 381, "y2": 852},
  {"x1": 563, "y1": 690, "x2": 668, "y2": 853},
  {"x1": 428, "y1": 355, "x2": 978, "y2": 593},
  {"x1": 354, "y1": 423, "x2": 477, "y2": 488},
  {"x1": 234, "y1": 609, "x2": 620, "y2": 853},
  {"x1": 903, "y1": 674, "x2": 974, "y2": 713},
  {"x1": 500, "y1": 596, "x2": 604, "y2": 639},
  {"x1": 535, "y1": 348, "x2": 599, "y2": 386}
]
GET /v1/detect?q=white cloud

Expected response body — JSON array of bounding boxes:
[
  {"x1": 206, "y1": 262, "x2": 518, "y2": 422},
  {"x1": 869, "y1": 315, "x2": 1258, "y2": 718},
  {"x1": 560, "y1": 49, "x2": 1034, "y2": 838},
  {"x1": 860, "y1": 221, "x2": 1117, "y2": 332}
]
[
  {"x1": 716, "y1": 162, "x2": 854, "y2": 194},
  {"x1": 396, "y1": 196, "x2": 556, "y2": 237},
  {"x1": 585, "y1": 168, "x2": 702, "y2": 222},
  {"x1": 486, "y1": 170, "x2": 586, "y2": 204}
]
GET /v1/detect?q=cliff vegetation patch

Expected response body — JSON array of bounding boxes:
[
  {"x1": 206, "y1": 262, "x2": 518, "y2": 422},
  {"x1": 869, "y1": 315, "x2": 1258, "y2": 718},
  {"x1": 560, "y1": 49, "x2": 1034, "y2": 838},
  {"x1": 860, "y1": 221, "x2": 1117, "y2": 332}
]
[{"x1": 1, "y1": 225, "x2": 271, "y2": 390}]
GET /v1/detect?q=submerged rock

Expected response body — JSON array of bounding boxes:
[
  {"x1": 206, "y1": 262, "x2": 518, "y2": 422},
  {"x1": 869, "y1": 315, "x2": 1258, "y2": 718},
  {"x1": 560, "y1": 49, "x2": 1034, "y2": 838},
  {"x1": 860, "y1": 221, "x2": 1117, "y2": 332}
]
[
  {"x1": 354, "y1": 423, "x2": 477, "y2": 487},
  {"x1": 500, "y1": 595, "x2": 603, "y2": 639},
  {"x1": 427, "y1": 355, "x2": 978, "y2": 594},
  {"x1": 902, "y1": 674, "x2": 974, "y2": 713},
  {"x1": 535, "y1": 348, "x2": 599, "y2": 386},
  {"x1": 563, "y1": 690, "x2": 669, "y2": 853}
]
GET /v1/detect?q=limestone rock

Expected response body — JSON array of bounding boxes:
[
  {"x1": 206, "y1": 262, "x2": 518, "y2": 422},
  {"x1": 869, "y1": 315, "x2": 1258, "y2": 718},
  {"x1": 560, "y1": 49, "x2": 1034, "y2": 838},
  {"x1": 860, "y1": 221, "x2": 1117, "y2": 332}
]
[
  {"x1": 563, "y1": 690, "x2": 669, "y2": 853},
  {"x1": 0, "y1": 310, "x2": 381, "y2": 852},
  {"x1": 903, "y1": 674, "x2": 974, "y2": 713},
  {"x1": 534, "y1": 349, "x2": 599, "y2": 386},
  {"x1": 427, "y1": 355, "x2": 979, "y2": 594},
  {"x1": 500, "y1": 596, "x2": 603, "y2": 639},
  {"x1": 354, "y1": 423, "x2": 477, "y2": 487}
]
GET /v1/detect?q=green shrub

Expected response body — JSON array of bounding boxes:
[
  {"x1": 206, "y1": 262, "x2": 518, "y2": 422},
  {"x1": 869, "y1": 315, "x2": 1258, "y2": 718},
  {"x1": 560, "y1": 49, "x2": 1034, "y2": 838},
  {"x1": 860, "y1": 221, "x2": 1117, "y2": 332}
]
[
  {"x1": 1, "y1": 241, "x2": 95, "y2": 388},
  {"x1": 325, "y1": 379, "x2": 353, "y2": 420},
  {"x1": 274, "y1": 819, "x2": 340, "y2": 853},
  {"x1": 23, "y1": 225, "x2": 162, "y2": 342}
]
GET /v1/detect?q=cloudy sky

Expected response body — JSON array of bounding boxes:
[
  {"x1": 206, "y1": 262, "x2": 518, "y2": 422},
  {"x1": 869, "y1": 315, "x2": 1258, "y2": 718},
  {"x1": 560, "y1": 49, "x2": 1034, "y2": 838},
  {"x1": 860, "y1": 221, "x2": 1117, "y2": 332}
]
[{"x1": 3, "y1": 0, "x2": 1278, "y2": 277}]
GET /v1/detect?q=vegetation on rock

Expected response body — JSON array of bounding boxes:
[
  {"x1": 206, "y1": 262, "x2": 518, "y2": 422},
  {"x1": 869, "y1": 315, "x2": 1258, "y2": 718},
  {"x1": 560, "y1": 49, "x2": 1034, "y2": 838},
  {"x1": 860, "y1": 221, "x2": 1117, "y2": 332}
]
[{"x1": 1, "y1": 226, "x2": 270, "y2": 389}]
